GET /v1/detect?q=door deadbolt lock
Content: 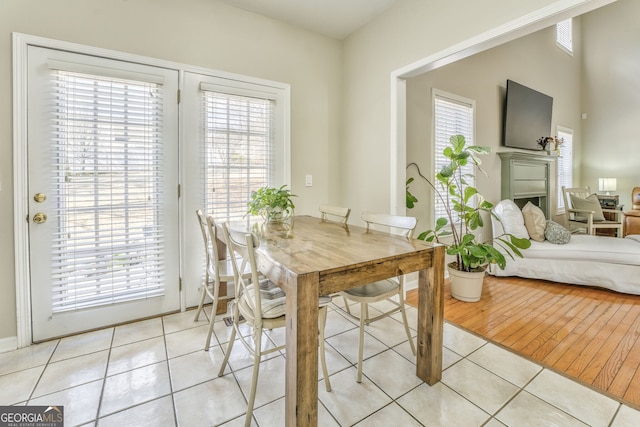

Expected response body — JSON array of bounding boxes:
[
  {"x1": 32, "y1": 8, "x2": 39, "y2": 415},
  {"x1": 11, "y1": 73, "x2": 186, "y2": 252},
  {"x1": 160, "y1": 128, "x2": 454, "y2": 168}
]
[
  {"x1": 34, "y1": 193, "x2": 47, "y2": 203},
  {"x1": 33, "y1": 213, "x2": 47, "y2": 224}
]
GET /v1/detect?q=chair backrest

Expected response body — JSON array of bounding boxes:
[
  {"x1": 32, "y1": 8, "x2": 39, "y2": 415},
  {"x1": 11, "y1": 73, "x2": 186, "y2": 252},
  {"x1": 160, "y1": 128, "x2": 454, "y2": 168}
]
[
  {"x1": 319, "y1": 204, "x2": 351, "y2": 224},
  {"x1": 196, "y1": 209, "x2": 215, "y2": 275},
  {"x1": 205, "y1": 214, "x2": 224, "y2": 275},
  {"x1": 361, "y1": 211, "x2": 417, "y2": 238},
  {"x1": 562, "y1": 186, "x2": 592, "y2": 212},
  {"x1": 633, "y1": 187, "x2": 640, "y2": 210},
  {"x1": 196, "y1": 209, "x2": 208, "y2": 249},
  {"x1": 222, "y1": 223, "x2": 264, "y2": 322}
]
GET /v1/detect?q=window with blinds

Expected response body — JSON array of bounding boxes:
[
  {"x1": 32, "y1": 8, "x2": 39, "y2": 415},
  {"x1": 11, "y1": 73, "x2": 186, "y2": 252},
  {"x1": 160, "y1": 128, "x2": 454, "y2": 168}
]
[
  {"x1": 433, "y1": 91, "x2": 475, "y2": 226},
  {"x1": 557, "y1": 18, "x2": 573, "y2": 54},
  {"x1": 201, "y1": 89, "x2": 275, "y2": 224},
  {"x1": 50, "y1": 69, "x2": 166, "y2": 313},
  {"x1": 556, "y1": 127, "x2": 574, "y2": 213}
]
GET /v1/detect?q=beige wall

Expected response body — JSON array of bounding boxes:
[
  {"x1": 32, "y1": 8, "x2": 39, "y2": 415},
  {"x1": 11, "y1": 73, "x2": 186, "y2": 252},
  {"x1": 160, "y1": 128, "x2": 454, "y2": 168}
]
[
  {"x1": 581, "y1": 0, "x2": 640, "y2": 209},
  {"x1": 0, "y1": 0, "x2": 342, "y2": 341},
  {"x1": 405, "y1": 21, "x2": 583, "y2": 235},
  {"x1": 339, "y1": 0, "x2": 564, "y2": 223}
]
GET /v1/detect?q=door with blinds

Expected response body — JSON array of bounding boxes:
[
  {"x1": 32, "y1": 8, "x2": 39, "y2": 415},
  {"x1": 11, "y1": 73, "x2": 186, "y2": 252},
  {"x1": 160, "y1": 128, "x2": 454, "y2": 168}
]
[
  {"x1": 27, "y1": 47, "x2": 180, "y2": 341},
  {"x1": 181, "y1": 73, "x2": 287, "y2": 308}
]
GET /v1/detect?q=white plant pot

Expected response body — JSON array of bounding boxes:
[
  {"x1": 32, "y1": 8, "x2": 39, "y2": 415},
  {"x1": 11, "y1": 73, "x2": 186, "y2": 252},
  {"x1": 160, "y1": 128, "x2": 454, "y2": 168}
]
[{"x1": 448, "y1": 263, "x2": 485, "y2": 302}]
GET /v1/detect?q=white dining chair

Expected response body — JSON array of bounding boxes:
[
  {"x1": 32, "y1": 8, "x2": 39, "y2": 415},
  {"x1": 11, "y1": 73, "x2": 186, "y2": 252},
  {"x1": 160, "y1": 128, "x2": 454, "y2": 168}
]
[
  {"x1": 319, "y1": 204, "x2": 351, "y2": 224},
  {"x1": 339, "y1": 211, "x2": 417, "y2": 383},
  {"x1": 218, "y1": 223, "x2": 332, "y2": 427},
  {"x1": 193, "y1": 210, "x2": 247, "y2": 351}
]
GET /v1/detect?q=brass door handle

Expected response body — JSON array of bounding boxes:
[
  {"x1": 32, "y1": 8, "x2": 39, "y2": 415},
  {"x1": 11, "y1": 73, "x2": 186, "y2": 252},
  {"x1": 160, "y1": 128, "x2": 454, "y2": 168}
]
[
  {"x1": 33, "y1": 213, "x2": 47, "y2": 224},
  {"x1": 34, "y1": 193, "x2": 46, "y2": 203}
]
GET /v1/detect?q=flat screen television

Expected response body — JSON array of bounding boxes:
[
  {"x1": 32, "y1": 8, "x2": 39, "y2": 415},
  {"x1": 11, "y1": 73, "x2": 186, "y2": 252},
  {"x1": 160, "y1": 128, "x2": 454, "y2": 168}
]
[{"x1": 502, "y1": 79, "x2": 553, "y2": 151}]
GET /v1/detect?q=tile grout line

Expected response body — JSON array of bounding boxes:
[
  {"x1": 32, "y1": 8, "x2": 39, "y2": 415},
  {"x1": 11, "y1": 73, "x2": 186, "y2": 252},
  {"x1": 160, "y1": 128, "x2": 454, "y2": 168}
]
[
  {"x1": 93, "y1": 327, "x2": 116, "y2": 425},
  {"x1": 161, "y1": 313, "x2": 180, "y2": 427},
  {"x1": 25, "y1": 338, "x2": 61, "y2": 405}
]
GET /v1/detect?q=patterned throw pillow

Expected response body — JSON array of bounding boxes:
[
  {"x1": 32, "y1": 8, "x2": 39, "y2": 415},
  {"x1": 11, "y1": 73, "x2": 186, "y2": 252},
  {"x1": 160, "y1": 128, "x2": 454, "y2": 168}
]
[{"x1": 545, "y1": 220, "x2": 571, "y2": 244}]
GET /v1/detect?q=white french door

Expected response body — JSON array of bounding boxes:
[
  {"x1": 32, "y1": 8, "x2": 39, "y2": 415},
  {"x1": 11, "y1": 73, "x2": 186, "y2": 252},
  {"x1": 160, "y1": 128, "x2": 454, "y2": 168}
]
[
  {"x1": 27, "y1": 46, "x2": 180, "y2": 341},
  {"x1": 181, "y1": 72, "x2": 289, "y2": 308}
]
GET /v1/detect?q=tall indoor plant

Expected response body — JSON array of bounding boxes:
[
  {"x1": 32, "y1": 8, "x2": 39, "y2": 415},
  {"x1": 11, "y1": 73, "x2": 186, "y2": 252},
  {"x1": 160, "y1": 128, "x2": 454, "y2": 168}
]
[{"x1": 407, "y1": 134, "x2": 530, "y2": 302}]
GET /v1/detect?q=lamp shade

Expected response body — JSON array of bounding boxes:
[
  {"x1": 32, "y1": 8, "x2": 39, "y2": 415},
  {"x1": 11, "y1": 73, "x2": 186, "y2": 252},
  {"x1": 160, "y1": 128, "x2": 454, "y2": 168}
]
[{"x1": 598, "y1": 178, "x2": 617, "y2": 192}]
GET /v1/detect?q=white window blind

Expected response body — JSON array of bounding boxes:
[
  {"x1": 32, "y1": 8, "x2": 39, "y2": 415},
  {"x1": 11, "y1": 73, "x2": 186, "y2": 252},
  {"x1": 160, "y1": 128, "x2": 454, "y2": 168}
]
[
  {"x1": 556, "y1": 127, "x2": 574, "y2": 213},
  {"x1": 557, "y1": 19, "x2": 573, "y2": 54},
  {"x1": 201, "y1": 90, "x2": 275, "y2": 224},
  {"x1": 50, "y1": 70, "x2": 166, "y2": 313},
  {"x1": 433, "y1": 91, "x2": 475, "y2": 226}
]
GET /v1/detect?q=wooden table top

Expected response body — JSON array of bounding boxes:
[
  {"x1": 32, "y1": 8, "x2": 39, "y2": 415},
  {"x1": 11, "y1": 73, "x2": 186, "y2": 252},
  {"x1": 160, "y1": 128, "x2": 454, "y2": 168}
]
[{"x1": 247, "y1": 215, "x2": 440, "y2": 294}]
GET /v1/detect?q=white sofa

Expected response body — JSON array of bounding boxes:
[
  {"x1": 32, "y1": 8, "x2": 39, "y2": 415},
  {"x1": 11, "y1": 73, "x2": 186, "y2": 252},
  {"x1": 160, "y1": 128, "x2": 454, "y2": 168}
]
[{"x1": 489, "y1": 199, "x2": 640, "y2": 295}]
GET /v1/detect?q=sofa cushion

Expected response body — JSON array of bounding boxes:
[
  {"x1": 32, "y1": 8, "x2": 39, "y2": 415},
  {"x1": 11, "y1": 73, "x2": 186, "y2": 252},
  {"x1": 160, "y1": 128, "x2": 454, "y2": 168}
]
[
  {"x1": 516, "y1": 234, "x2": 640, "y2": 265},
  {"x1": 545, "y1": 220, "x2": 571, "y2": 244},
  {"x1": 570, "y1": 193, "x2": 605, "y2": 221},
  {"x1": 522, "y1": 202, "x2": 546, "y2": 242},
  {"x1": 492, "y1": 199, "x2": 529, "y2": 239}
]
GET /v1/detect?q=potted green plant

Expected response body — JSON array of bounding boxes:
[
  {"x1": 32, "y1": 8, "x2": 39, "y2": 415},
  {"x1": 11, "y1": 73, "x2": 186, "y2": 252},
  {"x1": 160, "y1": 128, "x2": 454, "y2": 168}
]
[
  {"x1": 246, "y1": 185, "x2": 296, "y2": 223},
  {"x1": 407, "y1": 134, "x2": 531, "y2": 302}
]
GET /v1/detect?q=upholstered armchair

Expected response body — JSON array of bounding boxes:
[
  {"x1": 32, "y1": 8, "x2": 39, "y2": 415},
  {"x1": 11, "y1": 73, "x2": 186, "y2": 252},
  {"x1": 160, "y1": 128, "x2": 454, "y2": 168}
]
[{"x1": 624, "y1": 187, "x2": 640, "y2": 236}]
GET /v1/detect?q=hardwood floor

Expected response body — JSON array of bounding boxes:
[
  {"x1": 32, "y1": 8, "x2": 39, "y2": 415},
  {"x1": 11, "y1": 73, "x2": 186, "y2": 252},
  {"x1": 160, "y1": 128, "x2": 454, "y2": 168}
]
[{"x1": 406, "y1": 275, "x2": 640, "y2": 409}]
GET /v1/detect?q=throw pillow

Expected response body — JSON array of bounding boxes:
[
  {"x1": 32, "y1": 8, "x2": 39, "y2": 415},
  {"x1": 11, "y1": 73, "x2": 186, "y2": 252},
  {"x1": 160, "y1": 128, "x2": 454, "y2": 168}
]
[
  {"x1": 522, "y1": 202, "x2": 546, "y2": 242},
  {"x1": 492, "y1": 199, "x2": 529, "y2": 239},
  {"x1": 569, "y1": 193, "x2": 605, "y2": 221},
  {"x1": 545, "y1": 220, "x2": 571, "y2": 244}
]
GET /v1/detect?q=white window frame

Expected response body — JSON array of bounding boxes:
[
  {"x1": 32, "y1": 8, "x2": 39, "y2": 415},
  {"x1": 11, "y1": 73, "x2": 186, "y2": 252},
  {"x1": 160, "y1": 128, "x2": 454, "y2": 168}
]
[
  {"x1": 13, "y1": 32, "x2": 290, "y2": 347},
  {"x1": 432, "y1": 89, "x2": 476, "y2": 227},
  {"x1": 556, "y1": 18, "x2": 573, "y2": 55},
  {"x1": 199, "y1": 78, "x2": 287, "y2": 224},
  {"x1": 556, "y1": 126, "x2": 574, "y2": 215}
]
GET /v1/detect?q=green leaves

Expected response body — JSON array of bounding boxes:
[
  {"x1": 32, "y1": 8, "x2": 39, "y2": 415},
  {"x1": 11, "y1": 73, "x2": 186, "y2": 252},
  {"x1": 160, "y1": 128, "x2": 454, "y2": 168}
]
[
  {"x1": 407, "y1": 134, "x2": 529, "y2": 272},
  {"x1": 406, "y1": 178, "x2": 418, "y2": 209},
  {"x1": 246, "y1": 185, "x2": 296, "y2": 219}
]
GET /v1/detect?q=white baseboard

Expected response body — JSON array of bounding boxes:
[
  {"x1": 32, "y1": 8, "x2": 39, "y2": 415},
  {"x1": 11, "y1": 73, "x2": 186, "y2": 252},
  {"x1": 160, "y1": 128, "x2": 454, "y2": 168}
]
[{"x1": 0, "y1": 336, "x2": 18, "y2": 353}]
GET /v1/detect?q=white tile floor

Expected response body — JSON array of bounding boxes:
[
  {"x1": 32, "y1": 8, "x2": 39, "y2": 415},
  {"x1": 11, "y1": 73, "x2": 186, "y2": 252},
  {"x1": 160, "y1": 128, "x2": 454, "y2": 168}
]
[{"x1": 1, "y1": 300, "x2": 640, "y2": 426}]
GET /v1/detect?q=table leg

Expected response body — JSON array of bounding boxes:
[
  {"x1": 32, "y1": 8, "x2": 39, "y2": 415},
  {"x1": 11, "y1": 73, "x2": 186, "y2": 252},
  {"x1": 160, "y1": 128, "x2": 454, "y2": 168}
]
[
  {"x1": 416, "y1": 245, "x2": 445, "y2": 385},
  {"x1": 284, "y1": 271, "x2": 319, "y2": 427}
]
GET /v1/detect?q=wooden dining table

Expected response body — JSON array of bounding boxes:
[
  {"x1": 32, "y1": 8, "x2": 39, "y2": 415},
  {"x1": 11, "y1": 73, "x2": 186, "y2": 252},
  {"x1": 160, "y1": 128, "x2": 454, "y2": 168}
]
[{"x1": 244, "y1": 215, "x2": 445, "y2": 426}]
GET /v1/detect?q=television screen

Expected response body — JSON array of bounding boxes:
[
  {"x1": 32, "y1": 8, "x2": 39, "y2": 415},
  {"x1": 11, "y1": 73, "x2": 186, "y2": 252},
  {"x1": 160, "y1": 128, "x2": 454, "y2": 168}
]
[{"x1": 502, "y1": 80, "x2": 553, "y2": 151}]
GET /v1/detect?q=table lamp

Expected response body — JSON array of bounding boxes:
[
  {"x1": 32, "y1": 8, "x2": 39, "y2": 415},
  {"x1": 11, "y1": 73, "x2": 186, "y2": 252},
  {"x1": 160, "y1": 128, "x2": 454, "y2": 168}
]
[{"x1": 598, "y1": 178, "x2": 617, "y2": 195}]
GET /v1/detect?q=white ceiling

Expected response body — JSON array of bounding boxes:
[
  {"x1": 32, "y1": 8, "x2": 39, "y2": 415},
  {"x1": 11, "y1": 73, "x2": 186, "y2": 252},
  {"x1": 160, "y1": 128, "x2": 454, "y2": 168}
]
[{"x1": 222, "y1": 0, "x2": 400, "y2": 39}]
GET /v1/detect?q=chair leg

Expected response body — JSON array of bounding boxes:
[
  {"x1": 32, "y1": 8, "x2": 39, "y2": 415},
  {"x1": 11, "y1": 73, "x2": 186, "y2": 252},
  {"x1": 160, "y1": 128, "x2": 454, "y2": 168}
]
[
  {"x1": 319, "y1": 306, "x2": 331, "y2": 392},
  {"x1": 399, "y1": 299, "x2": 416, "y2": 356},
  {"x1": 357, "y1": 303, "x2": 366, "y2": 383},
  {"x1": 193, "y1": 284, "x2": 208, "y2": 322},
  {"x1": 204, "y1": 295, "x2": 218, "y2": 351},
  {"x1": 342, "y1": 296, "x2": 351, "y2": 315},
  {"x1": 244, "y1": 328, "x2": 262, "y2": 427},
  {"x1": 218, "y1": 317, "x2": 237, "y2": 377}
]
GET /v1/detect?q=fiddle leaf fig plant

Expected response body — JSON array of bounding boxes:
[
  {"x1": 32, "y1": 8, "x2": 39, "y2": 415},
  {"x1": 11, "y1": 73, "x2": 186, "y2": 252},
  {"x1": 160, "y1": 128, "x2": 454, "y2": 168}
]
[
  {"x1": 246, "y1": 185, "x2": 296, "y2": 222},
  {"x1": 407, "y1": 134, "x2": 530, "y2": 272}
]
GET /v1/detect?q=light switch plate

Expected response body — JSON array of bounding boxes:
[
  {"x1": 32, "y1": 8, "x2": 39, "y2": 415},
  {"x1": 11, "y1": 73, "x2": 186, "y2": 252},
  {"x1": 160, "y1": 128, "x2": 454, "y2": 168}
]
[{"x1": 305, "y1": 175, "x2": 312, "y2": 187}]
